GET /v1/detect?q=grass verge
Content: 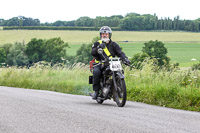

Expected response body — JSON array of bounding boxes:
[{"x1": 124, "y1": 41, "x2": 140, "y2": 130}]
[{"x1": 0, "y1": 62, "x2": 199, "y2": 111}]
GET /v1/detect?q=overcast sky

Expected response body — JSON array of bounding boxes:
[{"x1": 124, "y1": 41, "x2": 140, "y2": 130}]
[{"x1": 1, "y1": 0, "x2": 200, "y2": 23}]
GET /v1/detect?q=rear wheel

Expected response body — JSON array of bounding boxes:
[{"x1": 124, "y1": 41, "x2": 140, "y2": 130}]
[{"x1": 113, "y1": 76, "x2": 127, "y2": 107}]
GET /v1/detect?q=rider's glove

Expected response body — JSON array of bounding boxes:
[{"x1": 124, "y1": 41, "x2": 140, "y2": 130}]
[
  {"x1": 97, "y1": 43, "x2": 106, "y2": 49},
  {"x1": 97, "y1": 48, "x2": 103, "y2": 54},
  {"x1": 123, "y1": 58, "x2": 131, "y2": 66}
]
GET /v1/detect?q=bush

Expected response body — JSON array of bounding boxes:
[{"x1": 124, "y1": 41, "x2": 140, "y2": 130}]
[
  {"x1": 1, "y1": 43, "x2": 12, "y2": 57},
  {"x1": 26, "y1": 38, "x2": 45, "y2": 64},
  {"x1": 75, "y1": 36, "x2": 100, "y2": 64},
  {"x1": 130, "y1": 40, "x2": 174, "y2": 70},
  {"x1": 191, "y1": 62, "x2": 200, "y2": 70},
  {"x1": 26, "y1": 37, "x2": 69, "y2": 65},
  {"x1": 0, "y1": 43, "x2": 12, "y2": 66},
  {"x1": 76, "y1": 44, "x2": 93, "y2": 64},
  {"x1": 42, "y1": 38, "x2": 69, "y2": 64},
  {"x1": 0, "y1": 48, "x2": 6, "y2": 65},
  {"x1": 7, "y1": 42, "x2": 29, "y2": 66},
  {"x1": 130, "y1": 52, "x2": 150, "y2": 69},
  {"x1": 1, "y1": 37, "x2": 69, "y2": 67},
  {"x1": 142, "y1": 40, "x2": 170, "y2": 66}
]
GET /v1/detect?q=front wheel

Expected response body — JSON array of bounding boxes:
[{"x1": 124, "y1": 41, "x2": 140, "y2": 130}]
[{"x1": 113, "y1": 76, "x2": 127, "y2": 107}]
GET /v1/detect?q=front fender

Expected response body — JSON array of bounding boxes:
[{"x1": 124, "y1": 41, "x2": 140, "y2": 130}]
[{"x1": 116, "y1": 71, "x2": 125, "y2": 79}]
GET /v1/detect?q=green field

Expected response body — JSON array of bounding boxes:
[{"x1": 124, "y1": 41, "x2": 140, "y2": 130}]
[
  {"x1": 1, "y1": 30, "x2": 200, "y2": 66},
  {"x1": 119, "y1": 42, "x2": 200, "y2": 66}
]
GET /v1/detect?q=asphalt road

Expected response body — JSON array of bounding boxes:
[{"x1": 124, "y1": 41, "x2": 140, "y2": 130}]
[{"x1": 0, "y1": 86, "x2": 200, "y2": 133}]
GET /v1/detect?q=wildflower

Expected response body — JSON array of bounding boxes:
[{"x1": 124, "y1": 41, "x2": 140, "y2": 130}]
[{"x1": 193, "y1": 76, "x2": 198, "y2": 79}]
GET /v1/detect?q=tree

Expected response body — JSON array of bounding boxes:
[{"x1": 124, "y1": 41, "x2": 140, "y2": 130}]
[
  {"x1": 2, "y1": 13, "x2": 200, "y2": 32},
  {"x1": 142, "y1": 40, "x2": 170, "y2": 66},
  {"x1": 52, "y1": 21, "x2": 66, "y2": 26},
  {"x1": 0, "y1": 19, "x2": 4, "y2": 26},
  {"x1": 110, "y1": 15, "x2": 123, "y2": 19},
  {"x1": 43, "y1": 38, "x2": 69, "y2": 64},
  {"x1": 110, "y1": 17, "x2": 121, "y2": 27},
  {"x1": 0, "y1": 48, "x2": 6, "y2": 64},
  {"x1": 75, "y1": 16, "x2": 94, "y2": 27},
  {"x1": 1, "y1": 43, "x2": 12, "y2": 60},
  {"x1": 6, "y1": 17, "x2": 19, "y2": 26},
  {"x1": 22, "y1": 17, "x2": 40, "y2": 26},
  {"x1": 120, "y1": 16, "x2": 141, "y2": 30},
  {"x1": 26, "y1": 38, "x2": 45, "y2": 64},
  {"x1": 75, "y1": 36, "x2": 100, "y2": 64},
  {"x1": 76, "y1": 44, "x2": 93, "y2": 64},
  {"x1": 95, "y1": 16, "x2": 109, "y2": 27},
  {"x1": 65, "y1": 20, "x2": 75, "y2": 26},
  {"x1": 26, "y1": 38, "x2": 69, "y2": 65},
  {"x1": 120, "y1": 14, "x2": 157, "y2": 30},
  {"x1": 7, "y1": 42, "x2": 29, "y2": 66},
  {"x1": 125, "y1": 13, "x2": 140, "y2": 17}
]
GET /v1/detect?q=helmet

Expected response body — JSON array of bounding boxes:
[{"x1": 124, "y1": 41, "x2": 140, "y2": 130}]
[{"x1": 99, "y1": 26, "x2": 112, "y2": 39}]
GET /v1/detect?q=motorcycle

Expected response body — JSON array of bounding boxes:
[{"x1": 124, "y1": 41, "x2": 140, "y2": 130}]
[{"x1": 89, "y1": 48, "x2": 128, "y2": 107}]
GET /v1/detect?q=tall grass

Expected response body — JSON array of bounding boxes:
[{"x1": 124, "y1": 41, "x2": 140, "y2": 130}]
[
  {"x1": 0, "y1": 62, "x2": 199, "y2": 111},
  {"x1": 125, "y1": 61, "x2": 200, "y2": 111},
  {"x1": 0, "y1": 63, "x2": 92, "y2": 95}
]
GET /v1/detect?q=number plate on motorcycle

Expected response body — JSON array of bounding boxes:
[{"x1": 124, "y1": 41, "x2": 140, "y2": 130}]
[{"x1": 110, "y1": 58, "x2": 122, "y2": 71}]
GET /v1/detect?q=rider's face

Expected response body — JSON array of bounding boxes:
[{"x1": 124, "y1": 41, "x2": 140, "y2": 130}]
[{"x1": 101, "y1": 33, "x2": 109, "y2": 39}]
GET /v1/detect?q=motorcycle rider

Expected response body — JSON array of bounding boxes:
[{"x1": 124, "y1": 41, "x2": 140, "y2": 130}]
[{"x1": 90, "y1": 26, "x2": 131, "y2": 100}]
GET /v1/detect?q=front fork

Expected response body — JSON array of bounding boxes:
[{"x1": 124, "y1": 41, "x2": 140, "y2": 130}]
[{"x1": 112, "y1": 72, "x2": 118, "y2": 92}]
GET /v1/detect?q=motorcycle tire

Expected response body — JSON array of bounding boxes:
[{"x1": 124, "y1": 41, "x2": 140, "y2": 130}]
[{"x1": 113, "y1": 76, "x2": 127, "y2": 107}]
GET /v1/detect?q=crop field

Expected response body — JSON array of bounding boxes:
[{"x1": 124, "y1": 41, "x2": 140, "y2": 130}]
[
  {"x1": 1, "y1": 30, "x2": 200, "y2": 44},
  {"x1": 0, "y1": 30, "x2": 200, "y2": 66}
]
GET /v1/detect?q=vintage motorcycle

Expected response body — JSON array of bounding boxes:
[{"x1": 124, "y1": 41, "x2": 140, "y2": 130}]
[{"x1": 89, "y1": 48, "x2": 128, "y2": 107}]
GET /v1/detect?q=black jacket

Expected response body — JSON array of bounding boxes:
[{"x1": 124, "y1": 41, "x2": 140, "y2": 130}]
[{"x1": 91, "y1": 40, "x2": 127, "y2": 61}]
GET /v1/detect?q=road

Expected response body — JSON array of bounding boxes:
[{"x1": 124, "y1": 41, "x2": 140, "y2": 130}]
[{"x1": 0, "y1": 86, "x2": 200, "y2": 133}]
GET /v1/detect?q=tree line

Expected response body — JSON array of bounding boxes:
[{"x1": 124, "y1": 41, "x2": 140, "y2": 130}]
[
  {"x1": 0, "y1": 38, "x2": 69, "y2": 66},
  {"x1": 1, "y1": 13, "x2": 200, "y2": 32},
  {"x1": 0, "y1": 37, "x2": 96, "y2": 67}
]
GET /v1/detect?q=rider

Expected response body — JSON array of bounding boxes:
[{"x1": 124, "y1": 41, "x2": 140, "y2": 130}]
[{"x1": 90, "y1": 26, "x2": 131, "y2": 100}]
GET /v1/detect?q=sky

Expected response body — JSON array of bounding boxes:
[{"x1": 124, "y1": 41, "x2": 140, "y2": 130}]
[{"x1": 0, "y1": 0, "x2": 200, "y2": 23}]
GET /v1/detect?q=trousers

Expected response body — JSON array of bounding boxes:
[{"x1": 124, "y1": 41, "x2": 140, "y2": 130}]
[{"x1": 93, "y1": 64, "x2": 102, "y2": 91}]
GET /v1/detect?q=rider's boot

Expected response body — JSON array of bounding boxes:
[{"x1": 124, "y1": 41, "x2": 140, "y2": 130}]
[{"x1": 90, "y1": 91, "x2": 99, "y2": 100}]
